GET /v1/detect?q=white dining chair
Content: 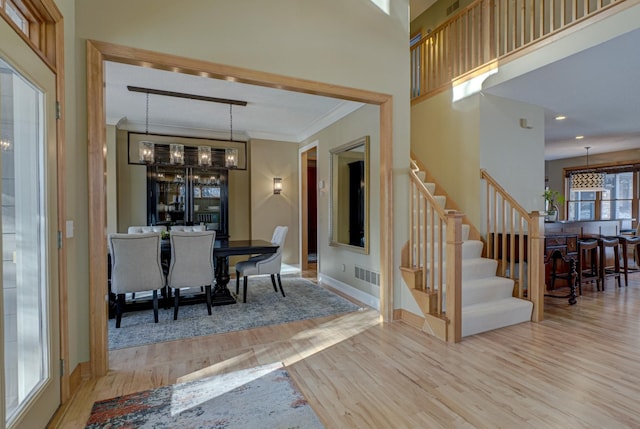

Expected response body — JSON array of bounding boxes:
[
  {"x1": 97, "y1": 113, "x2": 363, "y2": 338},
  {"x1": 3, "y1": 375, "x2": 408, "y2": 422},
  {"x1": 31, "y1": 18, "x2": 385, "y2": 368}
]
[
  {"x1": 127, "y1": 225, "x2": 167, "y2": 234},
  {"x1": 235, "y1": 226, "x2": 288, "y2": 303},
  {"x1": 108, "y1": 232, "x2": 165, "y2": 328},
  {"x1": 170, "y1": 225, "x2": 205, "y2": 232},
  {"x1": 166, "y1": 230, "x2": 216, "y2": 319}
]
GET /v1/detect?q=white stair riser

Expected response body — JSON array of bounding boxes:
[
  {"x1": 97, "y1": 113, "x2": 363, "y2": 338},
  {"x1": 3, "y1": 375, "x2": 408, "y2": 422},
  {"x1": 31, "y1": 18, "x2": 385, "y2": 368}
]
[
  {"x1": 413, "y1": 240, "x2": 483, "y2": 265},
  {"x1": 412, "y1": 224, "x2": 471, "y2": 242},
  {"x1": 426, "y1": 258, "x2": 498, "y2": 281},
  {"x1": 462, "y1": 298, "x2": 533, "y2": 337}
]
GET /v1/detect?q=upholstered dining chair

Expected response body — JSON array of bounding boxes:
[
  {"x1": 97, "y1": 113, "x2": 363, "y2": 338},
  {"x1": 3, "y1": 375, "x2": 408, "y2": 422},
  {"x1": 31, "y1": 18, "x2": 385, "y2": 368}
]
[
  {"x1": 235, "y1": 226, "x2": 288, "y2": 303},
  {"x1": 170, "y1": 225, "x2": 205, "y2": 232},
  {"x1": 166, "y1": 230, "x2": 216, "y2": 319},
  {"x1": 127, "y1": 225, "x2": 167, "y2": 234},
  {"x1": 108, "y1": 232, "x2": 165, "y2": 328}
]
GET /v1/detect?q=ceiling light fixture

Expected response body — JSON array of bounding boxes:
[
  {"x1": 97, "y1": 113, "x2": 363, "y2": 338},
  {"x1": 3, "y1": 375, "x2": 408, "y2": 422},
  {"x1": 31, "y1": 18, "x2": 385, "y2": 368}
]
[
  {"x1": 554, "y1": 115, "x2": 566, "y2": 121},
  {"x1": 570, "y1": 146, "x2": 606, "y2": 192},
  {"x1": 138, "y1": 92, "x2": 155, "y2": 163},
  {"x1": 575, "y1": 135, "x2": 584, "y2": 140},
  {"x1": 225, "y1": 104, "x2": 238, "y2": 169}
]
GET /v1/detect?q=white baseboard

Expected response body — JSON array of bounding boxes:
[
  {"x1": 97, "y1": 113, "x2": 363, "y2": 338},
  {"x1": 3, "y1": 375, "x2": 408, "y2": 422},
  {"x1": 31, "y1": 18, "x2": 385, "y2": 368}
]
[{"x1": 319, "y1": 274, "x2": 380, "y2": 311}]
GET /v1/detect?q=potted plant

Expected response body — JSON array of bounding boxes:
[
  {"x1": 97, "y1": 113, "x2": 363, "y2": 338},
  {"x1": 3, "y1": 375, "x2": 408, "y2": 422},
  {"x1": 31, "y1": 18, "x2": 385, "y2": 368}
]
[{"x1": 542, "y1": 189, "x2": 565, "y2": 222}]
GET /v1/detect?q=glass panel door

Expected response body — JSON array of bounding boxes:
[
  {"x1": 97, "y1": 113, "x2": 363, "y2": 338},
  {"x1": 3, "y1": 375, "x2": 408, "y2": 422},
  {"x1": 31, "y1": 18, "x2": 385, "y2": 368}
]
[{"x1": 1, "y1": 15, "x2": 59, "y2": 429}]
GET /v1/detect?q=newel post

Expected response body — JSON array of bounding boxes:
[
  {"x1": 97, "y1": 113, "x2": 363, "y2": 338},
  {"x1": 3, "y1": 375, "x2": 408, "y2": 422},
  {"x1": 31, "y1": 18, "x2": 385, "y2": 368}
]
[
  {"x1": 528, "y1": 211, "x2": 546, "y2": 322},
  {"x1": 446, "y1": 211, "x2": 464, "y2": 342}
]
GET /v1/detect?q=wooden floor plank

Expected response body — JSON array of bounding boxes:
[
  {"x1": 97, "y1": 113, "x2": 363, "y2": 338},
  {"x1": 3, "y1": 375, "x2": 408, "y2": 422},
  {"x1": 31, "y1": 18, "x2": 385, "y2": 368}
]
[{"x1": 51, "y1": 273, "x2": 640, "y2": 428}]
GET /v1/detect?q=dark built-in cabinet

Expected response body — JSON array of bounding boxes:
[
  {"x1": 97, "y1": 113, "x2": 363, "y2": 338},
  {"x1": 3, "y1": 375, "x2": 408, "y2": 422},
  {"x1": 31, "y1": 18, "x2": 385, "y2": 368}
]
[{"x1": 147, "y1": 166, "x2": 229, "y2": 238}]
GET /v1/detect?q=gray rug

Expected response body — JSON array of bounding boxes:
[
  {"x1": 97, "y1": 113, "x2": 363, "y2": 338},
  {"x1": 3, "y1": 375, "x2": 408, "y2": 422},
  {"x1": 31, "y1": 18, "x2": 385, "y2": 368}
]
[
  {"x1": 86, "y1": 362, "x2": 325, "y2": 428},
  {"x1": 109, "y1": 277, "x2": 361, "y2": 350}
]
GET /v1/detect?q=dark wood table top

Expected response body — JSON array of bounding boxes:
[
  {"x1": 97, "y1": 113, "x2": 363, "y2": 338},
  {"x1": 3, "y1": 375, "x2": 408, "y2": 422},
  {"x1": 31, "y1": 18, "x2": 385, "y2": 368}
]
[{"x1": 213, "y1": 239, "x2": 278, "y2": 257}]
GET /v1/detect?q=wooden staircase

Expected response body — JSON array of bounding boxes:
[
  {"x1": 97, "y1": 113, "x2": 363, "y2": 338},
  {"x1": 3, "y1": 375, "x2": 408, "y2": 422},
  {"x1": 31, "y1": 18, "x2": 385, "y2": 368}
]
[{"x1": 401, "y1": 160, "x2": 538, "y2": 341}]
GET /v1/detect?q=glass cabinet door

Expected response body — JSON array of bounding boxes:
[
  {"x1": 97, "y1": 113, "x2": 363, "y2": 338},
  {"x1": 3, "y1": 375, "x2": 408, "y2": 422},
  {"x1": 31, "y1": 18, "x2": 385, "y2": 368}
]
[{"x1": 193, "y1": 169, "x2": 226, "y2": 235}]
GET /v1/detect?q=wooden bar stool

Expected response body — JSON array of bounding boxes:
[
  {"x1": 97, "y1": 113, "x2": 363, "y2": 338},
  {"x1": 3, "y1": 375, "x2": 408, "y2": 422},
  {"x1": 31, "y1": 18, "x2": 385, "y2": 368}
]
[
  {"x1": 577, "y1": 238, "x2": 600, "y2": 294},
  {"x1": 599, "y1": 236, "x2": 621, "y2": 289},
  {"x1": 617, "y1": 235, "x2": 640, "y2": 286}
]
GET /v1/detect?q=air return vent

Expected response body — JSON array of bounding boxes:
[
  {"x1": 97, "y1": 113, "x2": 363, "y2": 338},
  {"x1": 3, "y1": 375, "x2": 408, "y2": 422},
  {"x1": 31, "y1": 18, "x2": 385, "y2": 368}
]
[{"x1": 355, "y1": 265, "x2": 380, "y2": 286}]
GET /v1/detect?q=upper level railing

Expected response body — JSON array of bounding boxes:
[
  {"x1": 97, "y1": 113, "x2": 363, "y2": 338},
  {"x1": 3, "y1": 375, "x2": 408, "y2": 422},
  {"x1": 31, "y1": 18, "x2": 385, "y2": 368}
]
[
  {"x1": 481, "y1": 169, "x2": 545, "y2": 322},
  {"x1": 411, "y1": 0, "x2": 624, "y2": 100}
]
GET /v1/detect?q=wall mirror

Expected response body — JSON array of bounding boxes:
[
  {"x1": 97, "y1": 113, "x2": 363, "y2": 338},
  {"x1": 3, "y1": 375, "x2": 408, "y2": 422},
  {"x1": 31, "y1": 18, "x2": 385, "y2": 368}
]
[{"x1": 329, "y1": 135, "x2": 370, "y2": 254}]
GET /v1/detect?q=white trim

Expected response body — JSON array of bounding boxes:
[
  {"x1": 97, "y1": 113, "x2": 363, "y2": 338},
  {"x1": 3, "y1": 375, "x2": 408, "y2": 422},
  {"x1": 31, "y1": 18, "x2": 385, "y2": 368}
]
[{"x1": 319, "y1": 274, "x2": 380, "y2": 311}]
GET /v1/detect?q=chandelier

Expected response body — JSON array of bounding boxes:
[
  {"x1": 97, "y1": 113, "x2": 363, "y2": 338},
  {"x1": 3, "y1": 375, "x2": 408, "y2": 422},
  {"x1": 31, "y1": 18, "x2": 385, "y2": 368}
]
[{"x1": 569, "y1": 146, "x2": 606, "y2": 192}]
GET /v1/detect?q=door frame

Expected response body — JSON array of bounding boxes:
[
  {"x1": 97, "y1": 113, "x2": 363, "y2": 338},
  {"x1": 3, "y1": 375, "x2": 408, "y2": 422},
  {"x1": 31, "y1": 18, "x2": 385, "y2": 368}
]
[
  {"x1": 0, "y1": 1, "x2": 66, "y2": 425},
  {"x1": 86, "y1": 39, "x2": 394, "y2": 376},
  {"x1": 299, "y1": 141, "x2": 318, "y2": 272}
]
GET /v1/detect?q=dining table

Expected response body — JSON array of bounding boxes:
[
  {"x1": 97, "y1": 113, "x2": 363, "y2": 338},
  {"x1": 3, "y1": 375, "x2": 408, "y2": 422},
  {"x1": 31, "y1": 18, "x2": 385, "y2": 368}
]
[{"x1": 160, "y1": 238, "x2": 279, "y2": 306}]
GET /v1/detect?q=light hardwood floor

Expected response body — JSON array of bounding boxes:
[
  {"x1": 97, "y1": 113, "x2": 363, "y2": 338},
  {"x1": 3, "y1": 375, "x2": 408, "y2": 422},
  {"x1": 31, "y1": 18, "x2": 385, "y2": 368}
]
[{"x1": 52, "y1": 272, "x2": 640, "y2": 428}]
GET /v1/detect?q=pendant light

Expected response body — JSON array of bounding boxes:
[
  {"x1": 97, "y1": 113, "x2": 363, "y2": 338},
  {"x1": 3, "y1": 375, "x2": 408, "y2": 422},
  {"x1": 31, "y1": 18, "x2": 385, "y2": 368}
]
[
  {"x1": 225, "y1": 104, "x2": 239, "y2": 169},
  {"x1": 138, "y1": 93, "x2": 155, "y2": 163},
  {"x1": 569, "y1": 146, "x2": 606, "y2": 192}
]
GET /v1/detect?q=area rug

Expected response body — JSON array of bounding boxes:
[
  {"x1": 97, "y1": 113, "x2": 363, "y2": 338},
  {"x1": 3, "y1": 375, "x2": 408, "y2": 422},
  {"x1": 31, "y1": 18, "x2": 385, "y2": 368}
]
[
  {"x1": 109, "y1": 277, "x2": 361, "y2": 350},
  {"x1": 86, "y1": 362, "x2": 324, "y2": 428}
]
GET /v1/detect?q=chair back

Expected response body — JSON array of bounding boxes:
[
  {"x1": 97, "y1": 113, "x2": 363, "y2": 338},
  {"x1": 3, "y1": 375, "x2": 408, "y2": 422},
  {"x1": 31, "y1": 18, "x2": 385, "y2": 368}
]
[
  {"x1": 167, "y1": 231, "x2": 216, "y2": 288},
  {"x1": 170, "y1": 225, "x2": 205, "y2": 232},
  {"x1": 127, "y1": 225, "x2": 167, "y2": 234},
  {"x1": 109, "y1": 232, "x2": 165, "y2": 294},
  {"x1": 255, "y1": 226, "x2": 288, "y2": 274}
]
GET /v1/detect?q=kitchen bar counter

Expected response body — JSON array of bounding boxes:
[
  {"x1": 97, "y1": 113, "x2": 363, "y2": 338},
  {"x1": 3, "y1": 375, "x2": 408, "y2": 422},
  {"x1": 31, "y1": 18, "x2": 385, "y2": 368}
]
[{"x1": 545, "y1": 219, "x2": 626, "y2": 238}]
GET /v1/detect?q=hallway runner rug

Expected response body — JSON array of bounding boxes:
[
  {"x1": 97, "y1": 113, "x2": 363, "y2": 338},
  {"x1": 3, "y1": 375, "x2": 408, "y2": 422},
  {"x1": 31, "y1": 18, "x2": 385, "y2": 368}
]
[
  {"x1": 109, "y1": 276, "x2": 362, "y2": 350},
  {"x1": 85, "y1": 362, "x2": 325, "y2": 428}
]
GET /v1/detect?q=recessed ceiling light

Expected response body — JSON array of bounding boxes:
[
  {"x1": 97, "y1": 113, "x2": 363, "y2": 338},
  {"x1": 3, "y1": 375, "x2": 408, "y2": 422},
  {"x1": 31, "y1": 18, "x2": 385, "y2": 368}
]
[
  {"x1": 575, "y1": 135, "x2": 584, "y2": 140},
  {"x1": 555, "y1": 115, "x2": 566, "y2": 121}
]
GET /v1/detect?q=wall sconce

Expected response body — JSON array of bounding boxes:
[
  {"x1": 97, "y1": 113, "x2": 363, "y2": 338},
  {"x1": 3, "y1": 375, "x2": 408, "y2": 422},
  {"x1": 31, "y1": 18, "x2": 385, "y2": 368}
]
[
  {"x1": 139, "y1": 141, "x2": 155, "y2": 163},
  {"x1": 273, "y1": 177, "x2": 283, "y2": 194},
  {"x1": 198, "y1": 146, "x2": 211, "y2": 166},
  {"x1": 170, "y1": 144, "x2": 184, "y2": 165},
  {"x1": 0, "y1": 139, "x2": 12, "y2": 151},
  {"x1": 225, "y1": 147, "x2": 238, "y2": 169}
]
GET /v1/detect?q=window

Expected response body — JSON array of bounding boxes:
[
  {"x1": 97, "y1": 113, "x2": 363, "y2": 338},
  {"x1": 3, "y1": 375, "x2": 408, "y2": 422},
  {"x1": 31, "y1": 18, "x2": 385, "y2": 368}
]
[
  {"x1": 601, "y1": 172, "x2": 633, "y2": 220},
  {"x1": 3, "y1": 0, "x2": 29, "y2": 35},
  {"x1": 566, "y1": 169, "x2": 637, "y2": 222},
  {"x1": 568, "y1": 190, "x2": 596, "y2": 220}
]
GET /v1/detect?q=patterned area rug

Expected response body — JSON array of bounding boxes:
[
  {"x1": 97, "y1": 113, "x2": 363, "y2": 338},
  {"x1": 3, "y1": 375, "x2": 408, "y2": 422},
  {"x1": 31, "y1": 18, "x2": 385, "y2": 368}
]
[
  {"x1": 85, "y1": 362, "x2": 324, "y2": 428},
  {"x1": 109, "y1": 277, "x2": 361, "y2": 350}
]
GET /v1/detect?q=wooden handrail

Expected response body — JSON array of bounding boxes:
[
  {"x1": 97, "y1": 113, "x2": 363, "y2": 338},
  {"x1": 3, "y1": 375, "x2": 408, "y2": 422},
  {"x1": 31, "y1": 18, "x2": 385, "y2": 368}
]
[
  {"x1": 480, "y1": 169, "x2": 544, "y2": 321},
  {"x1": 408, "y1": 160, "x2": 463, "y2": 342},
  {"x1": 411, "y1": 0, "x2": 627, "y2": 101}
]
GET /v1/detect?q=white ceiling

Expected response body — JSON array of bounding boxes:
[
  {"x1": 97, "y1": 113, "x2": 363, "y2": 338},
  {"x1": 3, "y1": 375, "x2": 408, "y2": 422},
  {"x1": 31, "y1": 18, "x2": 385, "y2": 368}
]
[
  {"x1": 105, "y1": 19, "x2": 640, "y2": 161},
  {"x1": 483, "y1": 27, "x2": 640, "y2": 161},
  {"x1": 105, "y1": 61, "x2": 364, "y2": 143}
]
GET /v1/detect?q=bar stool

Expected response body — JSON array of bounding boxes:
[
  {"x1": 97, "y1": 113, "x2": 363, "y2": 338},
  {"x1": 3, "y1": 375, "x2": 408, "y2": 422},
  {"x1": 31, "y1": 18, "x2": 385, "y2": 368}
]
[
  {"x1": 617, "y1": 235, "x2": 640, "y2": 286},
  {"x1": 599, "y1": 236, "x2": 621, "y2": 289},
  {"x1": 577, "y1": 238, "x2": 600, "y2": 294}
]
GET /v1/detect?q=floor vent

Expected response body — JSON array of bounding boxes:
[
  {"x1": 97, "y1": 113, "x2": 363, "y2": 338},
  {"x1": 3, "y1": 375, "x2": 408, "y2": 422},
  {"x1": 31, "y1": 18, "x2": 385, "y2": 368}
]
[{"x1": 355, "y1": 265, "x2": 380, "y2": 286}]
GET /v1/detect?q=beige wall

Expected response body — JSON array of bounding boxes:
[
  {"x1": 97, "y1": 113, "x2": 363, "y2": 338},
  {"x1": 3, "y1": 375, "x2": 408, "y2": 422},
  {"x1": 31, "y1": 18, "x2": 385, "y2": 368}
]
[
  {"x1": 64, "y1": 0, "x2": 410, "y2": 368},
  {"x1": 304, "y1": 104, "x2": 381, "y2": 299},
  {"x1": 411, "y1": 89, "x2": 481, "y2": 224},
  {"x1": 249, "y1": 139, "x2": 299, "y2": 265},
  {"x1": 479, "y1": 94, "x2": 546, "y2": 214},
  {"x1": 411, "y1": 92, "x2": 545, "y2": 233}
]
